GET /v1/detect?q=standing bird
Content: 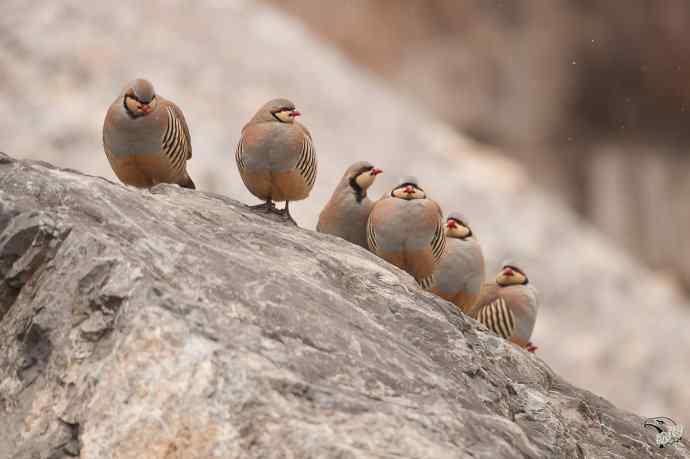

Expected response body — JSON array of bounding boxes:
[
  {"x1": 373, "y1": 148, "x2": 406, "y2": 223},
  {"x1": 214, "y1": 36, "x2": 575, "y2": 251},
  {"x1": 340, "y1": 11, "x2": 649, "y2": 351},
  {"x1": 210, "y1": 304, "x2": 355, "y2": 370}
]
[
  {"x1": 317, "y1": 161, "x2": 383, "y2": 249},
  {"x1": 235, "y1": 98, "x2": 316, "y2": 224},
  {"x1": 103, "y1": 79, "x2": 195, "y2": 189},
  {"x1": 430, "y1": 213, "x2": 485, "y2": 314},
  {"x1": 367, "y1": 177, "x2": 446, "y2": 288},
  {"x1": 471, "y1": 262, "x2": 539, "y2": 352}
]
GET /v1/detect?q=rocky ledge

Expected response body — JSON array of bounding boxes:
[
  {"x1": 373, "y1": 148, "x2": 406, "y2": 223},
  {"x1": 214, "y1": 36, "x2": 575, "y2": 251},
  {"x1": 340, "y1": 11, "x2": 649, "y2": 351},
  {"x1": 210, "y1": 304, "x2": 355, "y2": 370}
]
[{"x1": 0, "y1": 153, "x2": 687, "y2": 458}]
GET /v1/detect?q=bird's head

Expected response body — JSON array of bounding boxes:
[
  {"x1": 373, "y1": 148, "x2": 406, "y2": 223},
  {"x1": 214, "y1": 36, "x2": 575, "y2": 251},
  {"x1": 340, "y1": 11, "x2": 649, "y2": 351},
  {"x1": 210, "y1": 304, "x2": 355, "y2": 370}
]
[
  {"x1": 258, "y1": 98, "x2": 300, "y2": 124},
  {"x1": 445, "y1": 213, "x2": 473, "y2": 239},
  {"x1": 496, "y1": 261, "x2": 529, "y2": 286},
  {"x1": 348, "y1": 161, "x2": 383, "y2": 192},
  {"x1": 123, "y1": 78, "x2": 158, "y2": 118},
  {"x1": 391, "y1": 176, "x2": 425, "y2": 200}
]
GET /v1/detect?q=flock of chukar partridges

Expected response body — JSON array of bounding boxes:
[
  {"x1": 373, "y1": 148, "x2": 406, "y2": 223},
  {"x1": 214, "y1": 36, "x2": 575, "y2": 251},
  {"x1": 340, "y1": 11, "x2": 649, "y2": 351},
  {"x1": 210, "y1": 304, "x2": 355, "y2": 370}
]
[{"x1": 102, "y1": 78, "x2": 540, "y2": 352}]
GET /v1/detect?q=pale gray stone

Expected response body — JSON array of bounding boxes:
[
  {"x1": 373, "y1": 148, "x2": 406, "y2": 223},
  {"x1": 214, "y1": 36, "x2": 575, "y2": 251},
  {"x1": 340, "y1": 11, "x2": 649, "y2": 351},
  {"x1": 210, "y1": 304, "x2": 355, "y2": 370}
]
[
  {"x1": 0, "y1": 153, "x2": 686, "y2": 458},
  {"x1": 2, "y1": 1, "x2": 690, "y2": 424}
]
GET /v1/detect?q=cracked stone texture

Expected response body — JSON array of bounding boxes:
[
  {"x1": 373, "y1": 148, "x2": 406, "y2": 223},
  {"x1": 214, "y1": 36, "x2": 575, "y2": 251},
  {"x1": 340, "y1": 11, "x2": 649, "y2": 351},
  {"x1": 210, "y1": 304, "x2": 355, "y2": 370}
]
[
  {"x1": 1, "y1": 153, "x2": 688, "y2": 458},
  {"x1": 1, "y1": 0, "x2": 690, "y2": 433}
]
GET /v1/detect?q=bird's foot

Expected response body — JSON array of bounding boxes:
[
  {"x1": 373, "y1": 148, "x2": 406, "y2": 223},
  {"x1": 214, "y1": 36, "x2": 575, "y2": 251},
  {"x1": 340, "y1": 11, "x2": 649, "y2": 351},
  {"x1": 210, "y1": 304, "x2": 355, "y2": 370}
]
[
  {"x1": 249, "y1": 200, "x2": 275, "y2": 213},
  {"x1": 276, "y1": 203, "x2": 298, "y2": 226},
  {"x1": 278, "y1": 211, "x2": 298, "y2": 226},
  {"x1": 526, "y1": 342, "x2": 538, "y2": 353}
]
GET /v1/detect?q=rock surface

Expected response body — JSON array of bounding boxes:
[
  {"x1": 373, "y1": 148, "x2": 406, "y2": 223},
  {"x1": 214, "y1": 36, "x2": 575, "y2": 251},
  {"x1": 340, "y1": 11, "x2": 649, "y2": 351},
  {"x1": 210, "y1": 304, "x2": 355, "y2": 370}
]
[
  {"x1": 2, "y1": 0, "x2": 690, "y2": 429},
  {"x1": 0, "y1": 153, "x2": 688, "y2": 458}
]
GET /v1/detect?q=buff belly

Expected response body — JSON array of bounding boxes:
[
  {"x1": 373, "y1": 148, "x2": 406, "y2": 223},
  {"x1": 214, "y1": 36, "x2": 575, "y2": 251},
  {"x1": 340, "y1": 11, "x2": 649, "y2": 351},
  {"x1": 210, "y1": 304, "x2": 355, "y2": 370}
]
[
  {"x1": 108, "y1": 152, "x2": 177, "y2": 188},
  {"x1": 240, "y1": 168, "x2": 310, "y2": 202}
]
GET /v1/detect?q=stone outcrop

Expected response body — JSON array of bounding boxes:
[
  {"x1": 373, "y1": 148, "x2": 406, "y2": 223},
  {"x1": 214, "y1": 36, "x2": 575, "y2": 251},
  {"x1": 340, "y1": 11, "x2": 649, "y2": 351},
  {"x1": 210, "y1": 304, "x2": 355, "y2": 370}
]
[
  {"x1": 2, "y1": 0, "x2": 690, "y2": 430},
  {"x1": 0, "y1": 153, "x2": 687, "y2": 458}
]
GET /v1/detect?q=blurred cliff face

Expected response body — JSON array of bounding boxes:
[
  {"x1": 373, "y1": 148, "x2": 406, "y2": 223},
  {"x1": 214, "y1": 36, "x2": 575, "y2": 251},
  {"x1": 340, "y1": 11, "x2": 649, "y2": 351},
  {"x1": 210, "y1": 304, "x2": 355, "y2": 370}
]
[{"x1": 265, "y1": 0, "x2": 690, "y2": 292}]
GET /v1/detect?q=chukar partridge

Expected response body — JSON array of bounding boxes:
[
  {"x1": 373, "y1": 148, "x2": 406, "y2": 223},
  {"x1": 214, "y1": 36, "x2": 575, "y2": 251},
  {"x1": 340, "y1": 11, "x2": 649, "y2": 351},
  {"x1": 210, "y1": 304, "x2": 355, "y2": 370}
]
[
  {"x1": 472, "y1": 262, "x2": 539, "y2": 352},
  {"x1": 317, "y1": 161, "x2": 383, "y2": 249},
  {"x1": 367, "y1": 176, "x2": 446, "y2": 288},
  {"x1": 430, "y1": 212, "x2": 485, "y2": 314},
  {"x1": 235, "y1": 98, "x2": 316, "y2": 224},
  {"x1": 103, "y1": 79, "x2": 195, "y2": 189}
]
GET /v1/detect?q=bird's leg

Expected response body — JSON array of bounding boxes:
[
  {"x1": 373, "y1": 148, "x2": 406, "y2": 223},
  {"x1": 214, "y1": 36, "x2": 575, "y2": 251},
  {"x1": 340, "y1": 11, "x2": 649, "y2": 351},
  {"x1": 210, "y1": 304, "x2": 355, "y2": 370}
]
[
  {"x1": 249, "y1": 199, "x2": 274, "y2": 213},
  {"x1": 277, "y1": 201, "x2": 297, "y2": 225}
]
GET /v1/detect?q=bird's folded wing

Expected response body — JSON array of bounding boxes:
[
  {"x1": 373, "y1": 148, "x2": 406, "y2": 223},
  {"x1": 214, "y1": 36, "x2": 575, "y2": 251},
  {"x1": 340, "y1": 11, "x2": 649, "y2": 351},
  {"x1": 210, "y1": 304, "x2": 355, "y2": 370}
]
[{"x1": 477, "y1": 297, "x2": 515, "y2": 339}]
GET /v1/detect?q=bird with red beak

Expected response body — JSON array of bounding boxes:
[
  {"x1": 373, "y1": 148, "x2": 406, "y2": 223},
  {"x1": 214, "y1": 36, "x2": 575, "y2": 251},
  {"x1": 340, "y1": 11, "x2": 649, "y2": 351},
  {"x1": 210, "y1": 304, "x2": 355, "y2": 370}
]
[
  {"x1": 471, "y1": 260, "x2": 539, "y2": 353},
  {"x1": 235, "y1": 98, "x2": 317, "y2": 225},
  {"x1": 429, "y1": 212, "x2": 485, "y2": 314},
  {"x1": 317, "y1": 161, "x2": 384, "y2": 249},
  {"x1": 390, "y1": 177, "x2": 427, "y2": 200},
  {"x1": 367, "y1": 176, "x2": 446, "y2": 289},
  {"x1": 102, "y1": 78, "x2": 196, "y2": 189}
]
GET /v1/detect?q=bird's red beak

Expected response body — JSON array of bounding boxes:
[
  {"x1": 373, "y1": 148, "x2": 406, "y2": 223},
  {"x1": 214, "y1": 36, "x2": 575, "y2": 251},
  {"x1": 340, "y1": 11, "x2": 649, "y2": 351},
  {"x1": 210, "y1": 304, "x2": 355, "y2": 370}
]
[
  {"x1": 503, "y1": 267, "x2": 514, "y2": 277},
  {"x1": 446, "y1": 219, "x2": 457, "y2": 229},
  {"x1": 404, "y1": 185, "x2": 414, "y2": 194},
  {"x1": 370, "y1": 168, "x2": 383, "y2": 176},
  {"x1": 140, "y1": 104, "x2": 152, "y2": 113},
  {"x1": 290, "y1": 110, "x2": 301, "y2": 117}
]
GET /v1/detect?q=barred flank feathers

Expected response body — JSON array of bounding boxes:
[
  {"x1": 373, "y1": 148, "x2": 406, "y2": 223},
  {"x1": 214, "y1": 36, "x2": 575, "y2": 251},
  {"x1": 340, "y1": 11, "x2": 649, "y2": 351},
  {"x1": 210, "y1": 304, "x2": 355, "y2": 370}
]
[
  {"x1": 367, "y1": 216, "x2": 377, "y2": 252},
  {"x1": 430, "y1": 218, "x2": 446, "y2": 263},
  {"x1": 477, "y1": 298, "x2": 515, "y2": 339},
  {"x1": 419, "y1": 275, "x2": 434, "y2": 290},
  {"x1": 162, "y1": 106, "x2": 191, "y2": 176},
  {"x1": 235, "y1": 135, "x2": 247, "y2": 171},
  {"x1": 295, "y1": 134, "x2": 317, "y2": 189}
]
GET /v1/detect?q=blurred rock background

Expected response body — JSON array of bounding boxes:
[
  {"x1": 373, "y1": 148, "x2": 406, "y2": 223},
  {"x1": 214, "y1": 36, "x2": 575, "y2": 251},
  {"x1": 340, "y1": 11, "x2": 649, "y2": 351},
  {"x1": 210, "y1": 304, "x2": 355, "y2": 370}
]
[
  {"x1": 1, "y1": 0, "x2": 689, "y2": 426},
  {"x1": 267, "y1": 0, "x2": 690, "y2": 293}
]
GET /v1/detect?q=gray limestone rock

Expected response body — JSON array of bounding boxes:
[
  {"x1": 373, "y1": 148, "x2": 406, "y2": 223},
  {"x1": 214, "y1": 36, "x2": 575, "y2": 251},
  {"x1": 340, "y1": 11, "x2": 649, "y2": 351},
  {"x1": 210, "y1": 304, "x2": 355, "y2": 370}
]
[
  {"x1": 0, "y1": 153, "x2": 686, "y2": 458},
  {"x1": 3, "y1": 1, "x2": 690, "y2": 424}
]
